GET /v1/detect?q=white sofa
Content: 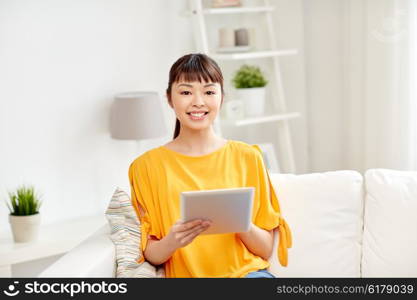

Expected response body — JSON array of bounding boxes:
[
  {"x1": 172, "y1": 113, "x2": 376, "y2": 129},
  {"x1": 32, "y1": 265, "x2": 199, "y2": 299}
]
[{"x1": 39, "y1": 169, "x2": 417, "y2": 278}]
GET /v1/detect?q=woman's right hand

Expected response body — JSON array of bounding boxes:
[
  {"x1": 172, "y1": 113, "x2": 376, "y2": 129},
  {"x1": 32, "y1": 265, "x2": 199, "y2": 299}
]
[{"x1": 165, "y1": 219, "x2": 212, "y2": 250}]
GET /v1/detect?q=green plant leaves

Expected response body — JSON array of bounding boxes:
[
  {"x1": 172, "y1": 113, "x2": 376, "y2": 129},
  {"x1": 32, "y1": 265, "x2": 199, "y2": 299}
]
[
  {"x1": 7, "y1": 185, "x2": 42, "y2": 216},
  {"x1": 232, "y1": 65, "x2": 268, "y2": 89}
]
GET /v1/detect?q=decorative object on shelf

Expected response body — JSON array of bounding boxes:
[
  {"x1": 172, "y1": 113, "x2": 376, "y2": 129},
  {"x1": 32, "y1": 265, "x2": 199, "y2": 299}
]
[
  {"x1": 224, "y1": 99, "x2": 245, "y2": 120},
  {"x1": 235, "y1": 28, "x2": 249, "y2": 46},
  {"x1": 110, "y1": 91, "x2": 167, "y2": 140},
  {"x1": 6, "y1": 185, "x2": 43, "y2": 243},
  {"x1": 217, "y1": 27, "x2": 252, "y2": 53},
  {"x1": 257, "y1": 143, "x2": 280, "y2": 173},
  {"x1": 211, "y1": 0, "x2": 241, "y2": 8},
  {"x1": 232, "y1": 65, "x2": 268, "y2": 117},
  {"x1": 218, "y1": 27, "x2": 235, "y2": 48}
]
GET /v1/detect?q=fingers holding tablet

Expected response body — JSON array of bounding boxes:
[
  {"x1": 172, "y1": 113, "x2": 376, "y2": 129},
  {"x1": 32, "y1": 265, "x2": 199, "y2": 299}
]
[
  {"x1": 180, "y1": 219, "x2": 205, "y2": 231},
  {"x1": 181, "y1": 222, "x2": 210, "y2": 245},
  {"x1": 167, "y1": 219, "x2": 212, "y2": 249}
]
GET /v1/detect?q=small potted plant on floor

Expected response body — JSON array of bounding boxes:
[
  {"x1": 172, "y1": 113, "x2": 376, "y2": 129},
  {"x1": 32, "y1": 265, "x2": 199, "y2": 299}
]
[
  {"x1": 232, "y1": 64, "x2": 268, "y2": 117},
  {"x1": 6, "y1": 185, "x2": 43, "y2": 243}
]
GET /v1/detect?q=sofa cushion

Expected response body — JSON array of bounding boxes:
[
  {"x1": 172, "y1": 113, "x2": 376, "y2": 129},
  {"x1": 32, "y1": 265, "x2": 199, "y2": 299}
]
[
  {"x1": 362, "y1": 169, "x2": 417, "y2": 277},
  {"x1": 105, "y1": 188, "x2": 164, "y2": 278},
  {"x1": 268, "y1": 171, "x2": 364, "y2": 277}
]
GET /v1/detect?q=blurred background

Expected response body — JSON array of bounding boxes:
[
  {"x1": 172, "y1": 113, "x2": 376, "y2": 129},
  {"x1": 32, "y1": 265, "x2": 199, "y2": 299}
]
[{"x1": 0, "y1": 0, "x2": 416, "y2": 276}]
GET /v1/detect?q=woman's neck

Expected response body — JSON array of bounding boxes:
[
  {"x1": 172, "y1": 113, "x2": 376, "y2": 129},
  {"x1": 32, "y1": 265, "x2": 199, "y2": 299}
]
[{"x1": 170, "y1": 128, "x2": 226, "y2": 155}]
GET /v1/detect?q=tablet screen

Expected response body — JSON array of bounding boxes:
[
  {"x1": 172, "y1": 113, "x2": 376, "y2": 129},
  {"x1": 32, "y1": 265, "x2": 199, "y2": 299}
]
[{"x1": 180, "y1": 187, "x2": 254, "y2": 235}]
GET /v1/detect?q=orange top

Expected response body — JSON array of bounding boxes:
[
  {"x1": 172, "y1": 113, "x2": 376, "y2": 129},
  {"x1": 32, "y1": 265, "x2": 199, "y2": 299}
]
[{"x1": 128, "y1": 140, "x2": 292, "y2": 277}]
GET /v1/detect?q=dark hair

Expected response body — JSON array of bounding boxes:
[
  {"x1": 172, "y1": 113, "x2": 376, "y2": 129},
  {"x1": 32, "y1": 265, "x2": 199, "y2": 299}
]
[{"x1": 166, "y1": 53, "x2": 224, "y2": 139}]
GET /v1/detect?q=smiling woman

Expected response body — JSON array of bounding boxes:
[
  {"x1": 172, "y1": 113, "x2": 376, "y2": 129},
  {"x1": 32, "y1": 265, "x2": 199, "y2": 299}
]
[
  {"x1": 166, "y1": 53, "x2": 225, "y2": 140},
  {"x1": 127, "y1": 53, "x2": 292, "y2": 278}
]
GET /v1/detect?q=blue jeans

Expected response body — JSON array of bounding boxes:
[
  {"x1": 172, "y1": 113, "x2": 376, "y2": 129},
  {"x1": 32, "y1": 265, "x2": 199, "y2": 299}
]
[{"x1": 244, "y1": 269, "x2": 275, "y2": 278}]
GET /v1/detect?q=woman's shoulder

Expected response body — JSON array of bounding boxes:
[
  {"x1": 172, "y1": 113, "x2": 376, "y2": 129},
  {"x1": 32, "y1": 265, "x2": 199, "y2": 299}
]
[
  {"x1": 229, "y1": 140, "x2": 262, "y2": 157},
  {"x1": 129, "y1": 146, "x2": 164, "y2": 169}
]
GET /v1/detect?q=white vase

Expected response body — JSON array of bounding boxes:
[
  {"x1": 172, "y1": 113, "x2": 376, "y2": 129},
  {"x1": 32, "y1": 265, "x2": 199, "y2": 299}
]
[
  {"x1": 9, "y1": 213, "x2": 41, "y2": 243},
  {"x1": 236, "y1": 87, "x2": 266, "y2": 117}
]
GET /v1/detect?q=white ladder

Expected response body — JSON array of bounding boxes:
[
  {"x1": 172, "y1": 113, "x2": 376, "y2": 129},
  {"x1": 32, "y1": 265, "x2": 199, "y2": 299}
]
[{"x1": 189, "y1": 0, "x2": 300, "y2": 173}]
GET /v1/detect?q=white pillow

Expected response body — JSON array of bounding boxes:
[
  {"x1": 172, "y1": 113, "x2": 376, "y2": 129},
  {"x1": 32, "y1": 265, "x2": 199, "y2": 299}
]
[
  {"x1": 268, "y1": 171, "x2": 364, "y2": 277},
  {"x1": 105, "y1": 188, "x2": 165, "y2": 278},
  {"x1": 362, "y1": 169, "x2": 417, "y2": 277}
]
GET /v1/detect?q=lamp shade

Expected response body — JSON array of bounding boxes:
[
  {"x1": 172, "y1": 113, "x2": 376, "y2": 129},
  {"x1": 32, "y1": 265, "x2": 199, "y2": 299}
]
[{"x1": 110, "y1": 91, "x2": 167, "y2": 140}]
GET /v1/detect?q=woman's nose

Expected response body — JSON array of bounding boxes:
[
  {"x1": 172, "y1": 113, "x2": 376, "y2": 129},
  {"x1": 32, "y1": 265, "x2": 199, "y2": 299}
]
[{"x1": 191, "y1": 94, "x2": 205, "y2": 106}]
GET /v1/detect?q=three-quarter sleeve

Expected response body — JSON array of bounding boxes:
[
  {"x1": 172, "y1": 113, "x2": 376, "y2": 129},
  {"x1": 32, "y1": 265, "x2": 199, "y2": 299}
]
[
  {"x1": 252, "y1": 144, "x2": 293, "y2": 267},
  {"x1": 128, "y1": 159, "x2": 161, "y2": 263}
]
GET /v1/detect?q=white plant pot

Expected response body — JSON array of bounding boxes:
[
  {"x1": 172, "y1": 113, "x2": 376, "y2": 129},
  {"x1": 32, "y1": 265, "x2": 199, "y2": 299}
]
[
  {"x1": 9, "y1": 213, "x2": 41, "y2": 243},
  {"x1": 236, "y1": 87, "x2": 266, "y2": 117}
]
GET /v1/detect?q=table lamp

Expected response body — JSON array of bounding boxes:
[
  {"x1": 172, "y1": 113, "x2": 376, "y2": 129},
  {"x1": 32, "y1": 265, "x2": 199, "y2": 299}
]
[{"x1": 110, "y1": 91, "x2": 167, "y2": 140}]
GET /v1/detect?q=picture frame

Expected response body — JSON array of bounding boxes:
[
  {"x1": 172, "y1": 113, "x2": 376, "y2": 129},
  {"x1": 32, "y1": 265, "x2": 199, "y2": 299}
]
[{"x1": 257, "y1": 143, "x2": 280, "y2": 173}]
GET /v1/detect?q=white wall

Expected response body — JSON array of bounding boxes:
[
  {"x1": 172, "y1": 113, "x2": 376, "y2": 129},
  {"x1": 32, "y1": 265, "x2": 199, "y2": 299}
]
[
  {"x1": 274, "y1": 0, "x2": 309, "y2": 174},
  {"x1": 303, "y1": 0, "x2": 345, "y2": 172},
  {"x1": 301, "y1": 0, "x2": 413, "y2": 174},
  {"x1": 342, "y1": 0, "x2": 416, "y2": 173},
  {"x1": 0, "y1": 0, "x2": 310, "y2": 231},
  {"x1": 0, "y1": 0, "x2": 193, "y2": 228}
]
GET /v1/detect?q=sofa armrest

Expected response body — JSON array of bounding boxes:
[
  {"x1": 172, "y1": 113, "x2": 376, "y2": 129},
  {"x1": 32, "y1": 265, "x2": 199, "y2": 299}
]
[{"x1": 38, "y1": 224, "x2": 116, "y2": 278}]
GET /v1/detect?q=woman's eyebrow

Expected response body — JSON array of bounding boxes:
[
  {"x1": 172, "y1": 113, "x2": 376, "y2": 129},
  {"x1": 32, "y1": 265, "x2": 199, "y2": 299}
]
[
  {"x1": 177, "y1": 83, "x2": 217, "y2": 88},
  {"x1": 177, "y1": 83, "x2": 193, "y2": 88},
  {"x1": 204, "y1": 83, "x2": 217, "y2": 87}
]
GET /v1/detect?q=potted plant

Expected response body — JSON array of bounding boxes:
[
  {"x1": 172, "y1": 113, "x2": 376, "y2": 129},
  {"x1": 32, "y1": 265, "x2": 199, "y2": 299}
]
[
  {"x1": 6, "y1": 185, "x2": 42, "y2": 243},
  {"x1": 232, "y1": 64, "x2": 268, "y2": 117}
]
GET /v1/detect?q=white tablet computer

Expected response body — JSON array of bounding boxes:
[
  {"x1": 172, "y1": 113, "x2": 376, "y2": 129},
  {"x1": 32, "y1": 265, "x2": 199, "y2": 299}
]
[{"x1": 180, "y1": 187, "x2": 255, "y2": 235}]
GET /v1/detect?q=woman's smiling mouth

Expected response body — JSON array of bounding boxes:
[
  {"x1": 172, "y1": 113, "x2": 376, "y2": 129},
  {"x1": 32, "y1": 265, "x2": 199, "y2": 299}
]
[{"x1": 187, "y1": 111, "x2": 209, "y2": 120}]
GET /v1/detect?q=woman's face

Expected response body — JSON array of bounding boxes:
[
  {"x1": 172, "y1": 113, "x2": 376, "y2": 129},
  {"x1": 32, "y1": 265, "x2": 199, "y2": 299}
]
[{"x1": 168, "y1": 79, "x2": 223, "y2": 132}]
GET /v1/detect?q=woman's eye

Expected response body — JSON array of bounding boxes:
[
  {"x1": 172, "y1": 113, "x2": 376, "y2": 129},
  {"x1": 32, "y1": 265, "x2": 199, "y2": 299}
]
[
  {"x1": 180, "y1": 91, "x2": 191, "y2": 95},
  {"x1": 206, "y1": 91, "x2": 216, "y2": 95}
]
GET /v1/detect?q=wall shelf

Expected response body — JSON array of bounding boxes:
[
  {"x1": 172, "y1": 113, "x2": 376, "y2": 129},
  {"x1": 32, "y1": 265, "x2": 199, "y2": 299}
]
[
  {"x1": 202, "y1": 6, "x2": 275, "y2": 15},
  {"x1": 210, "y1": 49, "x2": 298, "y2": 60},
  {"x1": 223, "y1": 112, "x2": 301, "y2": 127}
]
